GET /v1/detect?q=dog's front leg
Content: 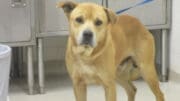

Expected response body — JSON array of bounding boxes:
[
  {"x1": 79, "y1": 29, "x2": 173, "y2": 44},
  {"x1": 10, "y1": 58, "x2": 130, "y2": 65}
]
[
  {"x1": 103, "y1": 82, "x2": 116, "y2": 101},
  {"x1": 73, "y1": 80, "x2": 87, "y2": 101}
]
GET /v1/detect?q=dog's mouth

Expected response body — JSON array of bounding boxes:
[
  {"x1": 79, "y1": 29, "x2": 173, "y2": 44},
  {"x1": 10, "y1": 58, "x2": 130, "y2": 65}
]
[{"x1": 80, "y1": 39, "x2": 93, "y2": 47}]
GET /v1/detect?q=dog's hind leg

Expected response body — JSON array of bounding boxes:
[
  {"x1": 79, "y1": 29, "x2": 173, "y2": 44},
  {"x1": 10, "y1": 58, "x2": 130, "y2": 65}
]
[
  {"x1": 134, "y1": 34, "x2": 164, "y2": 101},
  {"x1": 117, "y1": 78, "x2": 137, "y2": 101},
  {"x1": 139, "y1": 63, "x2": 164, "y2": 101},
  {"x1": 116, "y1": 58, "x2": 137, "y2": 101},
  {"x1": 135, "y1": 45, "x2": 164, "y2": 101}
]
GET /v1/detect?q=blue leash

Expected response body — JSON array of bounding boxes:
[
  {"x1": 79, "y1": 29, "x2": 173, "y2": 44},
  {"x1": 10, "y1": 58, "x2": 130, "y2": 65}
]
[{"x1": 116, "y1": 0, "x2": 154, "y2": 14}]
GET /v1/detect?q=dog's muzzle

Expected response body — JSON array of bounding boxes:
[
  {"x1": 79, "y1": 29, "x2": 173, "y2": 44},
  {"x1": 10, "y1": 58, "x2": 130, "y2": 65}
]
[{"x1": 81, "y1": 30, "x2": 93, "y2": 46}]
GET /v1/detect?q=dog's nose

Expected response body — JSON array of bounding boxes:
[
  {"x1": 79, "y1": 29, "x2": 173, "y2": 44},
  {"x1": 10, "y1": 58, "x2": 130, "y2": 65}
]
[{"x1": 83, "y1": 30, "x2": 93, "y2": 39}]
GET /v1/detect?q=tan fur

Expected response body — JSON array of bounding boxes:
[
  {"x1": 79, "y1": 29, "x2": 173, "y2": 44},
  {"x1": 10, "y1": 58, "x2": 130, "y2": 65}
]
[{"x1": 57, "y1": 2, "x2": 164, "y2": 101}]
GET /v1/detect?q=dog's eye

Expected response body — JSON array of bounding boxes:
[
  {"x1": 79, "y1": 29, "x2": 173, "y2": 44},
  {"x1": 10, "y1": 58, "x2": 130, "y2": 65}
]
[
  {"x1": 75, "y1": 17, "x2": 84, "y2": 24},
  {"x1": 95, "y1": 20, "x2": 103, "y2": 26}
]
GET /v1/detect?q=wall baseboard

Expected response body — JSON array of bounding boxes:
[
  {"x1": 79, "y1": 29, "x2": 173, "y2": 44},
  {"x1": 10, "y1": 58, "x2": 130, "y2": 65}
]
[{"x1": 169, "y1": 70, "x2": 180, "y2": 83}]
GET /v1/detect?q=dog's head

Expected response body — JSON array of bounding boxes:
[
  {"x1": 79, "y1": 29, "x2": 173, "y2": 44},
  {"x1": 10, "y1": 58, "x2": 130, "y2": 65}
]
[{"x1": 57, "y1": 1, "x2": 116, "y2": 49}]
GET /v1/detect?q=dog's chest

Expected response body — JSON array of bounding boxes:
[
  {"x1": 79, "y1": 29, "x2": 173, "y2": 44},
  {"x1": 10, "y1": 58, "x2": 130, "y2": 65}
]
[{"x1": 73, "y1": 60, "x2": 100, "y2": 84}]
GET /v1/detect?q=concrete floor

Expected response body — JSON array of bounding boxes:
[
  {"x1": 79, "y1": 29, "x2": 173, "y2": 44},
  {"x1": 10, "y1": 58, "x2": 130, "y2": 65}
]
[{"x1": 9, "y1": 74, "x2": 180, "y2": 101}]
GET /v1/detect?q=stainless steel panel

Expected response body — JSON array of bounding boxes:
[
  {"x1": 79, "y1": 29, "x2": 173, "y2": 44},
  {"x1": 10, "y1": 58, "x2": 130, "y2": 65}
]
[
  {"x1": 38, "y1": 0, "x2": 103, "y2": 34},
  {"x1": 0, "y1": 0, "x2": 32, "y2": 43},
  {"x1": 11, "y1": 0, "x2": 27, "y2": 8},
  {"x1": 108, "y1": 0, "x2": 166, "y2": 26}
]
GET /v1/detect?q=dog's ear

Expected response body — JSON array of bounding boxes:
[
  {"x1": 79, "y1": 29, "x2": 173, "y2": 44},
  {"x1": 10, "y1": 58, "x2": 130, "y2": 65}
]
[
  {"x1": 56, "y1": 1, "x2": 78, "y2": 18},
  {"x1": 104, "y1": 8, "x2": 117, "y2": 24}
]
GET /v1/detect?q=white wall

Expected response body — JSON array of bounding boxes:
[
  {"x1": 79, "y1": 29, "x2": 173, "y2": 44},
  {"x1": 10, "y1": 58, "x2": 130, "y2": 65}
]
[{"x1": 170, "y1": 0, "x2": 180, "y2": 74}]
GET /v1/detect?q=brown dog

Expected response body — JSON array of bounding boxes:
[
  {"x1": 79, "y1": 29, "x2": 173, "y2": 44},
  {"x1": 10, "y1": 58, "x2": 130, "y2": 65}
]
[{"x1": 57, "y1": 1, "x2": 164, "y2": 101}]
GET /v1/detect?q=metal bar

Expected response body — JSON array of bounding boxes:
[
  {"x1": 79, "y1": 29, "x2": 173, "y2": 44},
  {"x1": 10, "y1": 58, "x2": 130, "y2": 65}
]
[
  {"x1": 13, "y1": 48, "x2": 19, "y2": 77},
  {"x1": 38, "y1": 38, "x2": 45, "y2": 94},
  {"x1": 18, "y1": 47, "x2": 23, "y2": 77},
  {"x1": 27, "y1": 46, "x2": 34, "y2": 94},
  {"x1": 10, "y1": 48, "x2": 16, "y2": 77},
  {"x1": 161, "y1": 29, "x2": 168, "y2": 82}
]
